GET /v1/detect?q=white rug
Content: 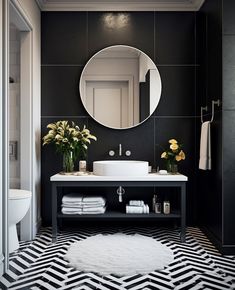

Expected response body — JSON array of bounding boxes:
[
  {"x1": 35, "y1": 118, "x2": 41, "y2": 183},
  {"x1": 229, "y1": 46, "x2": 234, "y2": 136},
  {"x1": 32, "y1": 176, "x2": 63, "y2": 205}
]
[{"x1": 64, "y1": 233, "x2": 174, "y2": 276}]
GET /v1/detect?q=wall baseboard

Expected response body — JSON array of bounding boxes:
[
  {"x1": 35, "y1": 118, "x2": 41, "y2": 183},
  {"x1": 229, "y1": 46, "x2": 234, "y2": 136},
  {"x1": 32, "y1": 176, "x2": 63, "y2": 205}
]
[{"x1": 201, "y1": 226, "x2": 235, "y2": 255}]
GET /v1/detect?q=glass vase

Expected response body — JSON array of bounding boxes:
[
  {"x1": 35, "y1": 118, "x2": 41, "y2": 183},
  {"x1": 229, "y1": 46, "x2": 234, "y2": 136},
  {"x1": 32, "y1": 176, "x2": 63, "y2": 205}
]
[
  {"x1": 166, "y1": 161, "x2": 178, "y2": 174},
  {"x1": 63, "y1": 151, "x2": 74, "y2": 173}
]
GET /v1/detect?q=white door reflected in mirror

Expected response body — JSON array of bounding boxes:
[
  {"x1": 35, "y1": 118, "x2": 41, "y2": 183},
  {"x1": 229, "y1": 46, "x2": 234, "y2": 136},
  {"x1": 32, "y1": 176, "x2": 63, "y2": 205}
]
[{"x1": 79, "y1": 45, "x2": 162, "y2": 129}]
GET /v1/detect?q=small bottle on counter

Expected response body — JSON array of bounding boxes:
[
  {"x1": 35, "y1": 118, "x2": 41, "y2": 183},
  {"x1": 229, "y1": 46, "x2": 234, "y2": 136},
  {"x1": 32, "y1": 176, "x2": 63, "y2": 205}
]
[
  {"x1": 155, "y1": 195, "x2": 162, "y2": 214},
  {"x1": 79, "y1": 160, "x2": 87, "y2": 172},
  {"x1": 163, "y1": 199, "x2": 170, "y2": 214},
  {"x1": 152, "y1": 194, "x2": 156, "y2": 212}
]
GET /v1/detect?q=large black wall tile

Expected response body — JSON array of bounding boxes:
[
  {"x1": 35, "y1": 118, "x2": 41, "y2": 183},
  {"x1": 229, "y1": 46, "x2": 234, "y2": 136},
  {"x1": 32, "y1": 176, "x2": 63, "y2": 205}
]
[
  {"x1": 155, "y1": 66, "x2": 195, "y2": 116},
  {"x1": 196, "y1": 12, "x2": 207, "y2": 66},
  {"x1": 155, "y1": 12, "x2": 195, "y2": 64},
  {"x1": 87, "y1": 12, "x2": 154, "y2": 59},
  {"x1": 223, "y1": 110, "x2": 235, "y2": 244},
  {"x1": 87, "y1": 117, "x2": 155, "y2": 170},
  {"x1": 41, "y1": 12, "x2": 88, "y2": 65},
  {"x1": 41, "y1": 66, "x2": 87, "y2": 116},
  {"x1": 204, "y1": 0, "x2": 222, "y2": 106}
]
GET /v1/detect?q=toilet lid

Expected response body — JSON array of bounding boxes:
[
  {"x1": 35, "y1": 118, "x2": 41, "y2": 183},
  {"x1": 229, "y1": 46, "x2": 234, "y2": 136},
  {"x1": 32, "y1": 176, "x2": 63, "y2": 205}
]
[{"x1": 9, "y1": 189, "x2": 32, "y2": 200}]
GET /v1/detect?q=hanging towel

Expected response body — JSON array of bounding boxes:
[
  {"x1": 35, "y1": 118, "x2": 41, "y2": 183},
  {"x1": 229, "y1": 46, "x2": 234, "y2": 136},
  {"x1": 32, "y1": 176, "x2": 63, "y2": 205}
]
[{"x1": 199, "y1": 121, "x2": 211, "y2": 170}]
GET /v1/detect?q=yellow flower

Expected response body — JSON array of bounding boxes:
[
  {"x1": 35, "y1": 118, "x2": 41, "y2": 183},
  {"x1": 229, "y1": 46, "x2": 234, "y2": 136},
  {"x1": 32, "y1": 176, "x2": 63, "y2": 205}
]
[
  {"x1": 175, "y1": 155, "x2": 182, "y2": 161},
  {"x1": 169, "y1": 139, "x2": 178, "y2": 144},
  {"x1": 179, "y1": 150, "x2": 185, "y2": 160},
  {"x1": 161, "y1": 152, "x2": 167, "y2": 159},
  {"x1": 170, "y1": 143, "x2": 179, "y2": 151}
]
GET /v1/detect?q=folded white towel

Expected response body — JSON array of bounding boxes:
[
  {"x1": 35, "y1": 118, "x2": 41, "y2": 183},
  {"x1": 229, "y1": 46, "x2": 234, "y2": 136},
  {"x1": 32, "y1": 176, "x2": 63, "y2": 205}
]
[
  {"x1": 199, "y1": 121, "x2": 211, "y2": 170},
  {"x1": 129, "y1": 200, "x2": 145, "y2": 206},
  {"x1": 62, "y1": 201, "x2": 105, "y2": 208},
  {"x1": 82, "y1": 196, "x2": 106, "y2": 203},
  {"x1": 126, "y1": 205, "x2": 149, "y2": 214},
  {"x1": 62, "y1": 206, "x2": 106, "y2": 215},
  {"x1": 62, "y1": 193, "x2": 82, "y2": 203},
  {"x1": 62, "y1": 193, "x2": 106, "y2": 204}
]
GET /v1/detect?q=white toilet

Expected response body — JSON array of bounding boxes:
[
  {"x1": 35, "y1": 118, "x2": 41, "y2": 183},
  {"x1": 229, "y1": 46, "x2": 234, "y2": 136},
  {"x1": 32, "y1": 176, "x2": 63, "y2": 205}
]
[{"x1": 9, "y1": 189, "x2": 32, "y2": 253}]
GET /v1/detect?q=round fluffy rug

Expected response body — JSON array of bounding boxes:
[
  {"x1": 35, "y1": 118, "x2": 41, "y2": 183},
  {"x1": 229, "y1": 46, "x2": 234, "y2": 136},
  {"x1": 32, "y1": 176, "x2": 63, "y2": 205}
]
[{"x1": 64, "y1": 233, "x2": 174, "y2": 276}]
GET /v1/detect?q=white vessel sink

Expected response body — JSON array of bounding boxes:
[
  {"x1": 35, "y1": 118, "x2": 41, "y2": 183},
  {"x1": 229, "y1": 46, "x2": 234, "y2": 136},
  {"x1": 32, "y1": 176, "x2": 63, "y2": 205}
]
[{"x1": 93, "y1": 160, "x2": 149, "y2": 176}]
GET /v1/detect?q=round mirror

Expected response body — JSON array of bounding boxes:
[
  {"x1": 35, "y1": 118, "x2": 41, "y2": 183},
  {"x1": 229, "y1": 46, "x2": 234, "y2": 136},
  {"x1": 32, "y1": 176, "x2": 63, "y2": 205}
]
[{"x1": 79, "y1": 45, "x2": 162, "y2": 129}]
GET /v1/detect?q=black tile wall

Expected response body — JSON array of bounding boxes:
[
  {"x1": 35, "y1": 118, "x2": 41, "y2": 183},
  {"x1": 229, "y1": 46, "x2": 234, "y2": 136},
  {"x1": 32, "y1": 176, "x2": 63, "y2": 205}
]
[
  {"x1": 223, "y1": 0, "x2": 235, "y2": 35},
  {"x1": 41, "y1": 12, "x2": 88, "y2": 65},
  {"x1": 41, "y1": 66, "x2": 87, "y2": 116},
  {"x1": 155, "y1": 13, "x2": 196, "y2": 65},
  {"x1": 222, "y1": 0, "x2": 235, "y2": 249},
  {"x1": 197, "y1": 0, "x2": 235, "y2": 253},
  {"x1": 223, "y1": 110, "x2": 235, "y2": 244},
  {"x1": 87, "y1": 12, "x2": 155, "y2": 59},
  {"x1": 87, "y1": 117, "x2": 155, "y2": 169},
  {"x1": 41, "y1": 11, "x2": 197, "y2": 225},
  {"x1": 223, "y1": 36, "x2": 235, "y2": 110},
  {"x1": 155, "y1": 66, "x2": 195, "y2": 116}
]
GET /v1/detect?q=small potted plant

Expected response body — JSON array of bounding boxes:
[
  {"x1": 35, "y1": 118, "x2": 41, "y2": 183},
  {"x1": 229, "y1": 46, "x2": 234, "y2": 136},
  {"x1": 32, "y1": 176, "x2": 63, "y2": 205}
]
[
  {"x1": 160, "y1": 139, "x2": 186, "y2": 173},
  {"x1": 42, "y1": 120, "x2": 97, "y2": 173}
]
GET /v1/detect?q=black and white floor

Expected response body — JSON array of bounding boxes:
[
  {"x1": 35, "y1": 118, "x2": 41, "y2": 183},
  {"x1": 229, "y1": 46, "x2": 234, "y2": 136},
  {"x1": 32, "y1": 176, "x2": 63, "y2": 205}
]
[{"x1": 0, "y1": 226, "x2": 235, "y2": 290}]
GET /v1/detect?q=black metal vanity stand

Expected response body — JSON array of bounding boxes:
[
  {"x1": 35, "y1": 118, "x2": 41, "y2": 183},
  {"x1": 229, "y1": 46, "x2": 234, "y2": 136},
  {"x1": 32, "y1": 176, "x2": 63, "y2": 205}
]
[{"x1": 50, "y1": 174, "x2": 187, "y2": 243}]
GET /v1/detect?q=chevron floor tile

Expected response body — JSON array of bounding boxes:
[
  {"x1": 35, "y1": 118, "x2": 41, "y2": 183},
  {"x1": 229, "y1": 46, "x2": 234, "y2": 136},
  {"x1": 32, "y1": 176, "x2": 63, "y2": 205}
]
[{"x1": 0, "y1": 226, "x2": 235, "y2": 290}]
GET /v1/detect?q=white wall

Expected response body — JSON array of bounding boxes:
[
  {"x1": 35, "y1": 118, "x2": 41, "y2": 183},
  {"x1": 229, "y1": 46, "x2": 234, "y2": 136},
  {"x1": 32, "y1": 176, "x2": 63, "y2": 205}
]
[
  {"x1": 16, "y1": 0, "x2": 41, "y2": 237},
  {"x1": 139, "y1": 53, "x2": 162, "y2": 115}
]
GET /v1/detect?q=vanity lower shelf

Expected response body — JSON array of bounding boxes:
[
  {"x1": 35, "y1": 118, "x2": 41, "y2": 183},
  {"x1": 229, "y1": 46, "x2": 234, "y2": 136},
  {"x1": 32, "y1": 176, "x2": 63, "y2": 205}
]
[
  {"x1": 51, "y1": 174, "x2": 187, "y2": 242},
  {"x1": 57, "y1": 210, "x2": 181, "y2": 219}
]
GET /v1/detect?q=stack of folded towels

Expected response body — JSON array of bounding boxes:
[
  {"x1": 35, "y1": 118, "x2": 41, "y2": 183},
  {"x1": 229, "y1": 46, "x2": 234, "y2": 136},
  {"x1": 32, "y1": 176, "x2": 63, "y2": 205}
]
[
  {"x1": 61, "y1": 193, "x2": 106, "y2": 215},
  {"x1": 126, "y1": 200, "x2": 149, "y2": 214}
]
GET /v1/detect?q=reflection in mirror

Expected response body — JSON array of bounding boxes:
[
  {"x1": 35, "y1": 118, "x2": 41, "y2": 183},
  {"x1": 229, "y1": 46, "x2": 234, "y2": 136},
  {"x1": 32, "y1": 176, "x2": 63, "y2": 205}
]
[{"x1": 80, "y1": 45, "x2": 162, "y2": 129}]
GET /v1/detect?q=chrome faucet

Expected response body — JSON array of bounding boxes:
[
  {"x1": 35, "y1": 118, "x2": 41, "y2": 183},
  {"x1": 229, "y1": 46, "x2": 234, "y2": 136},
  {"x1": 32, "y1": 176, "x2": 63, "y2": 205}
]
[{"x1": 119, "y1": 144, "x2": 122, "y2": 156}]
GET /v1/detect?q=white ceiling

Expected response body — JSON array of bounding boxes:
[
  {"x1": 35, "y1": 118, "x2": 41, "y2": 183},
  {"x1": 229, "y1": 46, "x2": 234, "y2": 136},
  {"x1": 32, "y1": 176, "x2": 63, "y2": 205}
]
[{"x1": 36, "y1": 0, "x2": 205, "y2": 11}]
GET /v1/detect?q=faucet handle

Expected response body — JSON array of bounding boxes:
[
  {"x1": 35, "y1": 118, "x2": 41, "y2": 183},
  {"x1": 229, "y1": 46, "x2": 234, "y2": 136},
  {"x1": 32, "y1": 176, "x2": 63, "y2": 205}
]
[{"x1": 109, "y1": 150, "x2": 115, "y2": 157}]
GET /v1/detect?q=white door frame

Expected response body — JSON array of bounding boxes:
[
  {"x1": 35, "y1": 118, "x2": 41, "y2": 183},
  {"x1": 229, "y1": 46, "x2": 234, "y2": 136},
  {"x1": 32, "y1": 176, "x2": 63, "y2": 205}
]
[
  {"x1": 1, "y1": 0, "x2": 10, "y2": 274},
  {"x1": 9, "y1": 0, "x2": 34, "y2": 241},
  {"x1": 82, "y1": 74, "x2": 134, "y2": 127},
  {"x1": 0, "y1": 0, "x2": 34, "y2": 274}
]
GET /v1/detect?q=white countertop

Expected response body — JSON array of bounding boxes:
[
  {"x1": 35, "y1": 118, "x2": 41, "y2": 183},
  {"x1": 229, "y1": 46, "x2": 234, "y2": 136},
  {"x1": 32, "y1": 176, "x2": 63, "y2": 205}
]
[{"x1": 50, "y1": 172, "x2": 188, "y2": 182}]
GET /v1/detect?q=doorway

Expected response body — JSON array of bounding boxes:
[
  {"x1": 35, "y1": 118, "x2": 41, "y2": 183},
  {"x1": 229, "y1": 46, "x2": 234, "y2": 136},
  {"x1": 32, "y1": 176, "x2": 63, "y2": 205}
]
[{"x1": 9, "y1": 0, "x2": 33, "y2": 242}]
